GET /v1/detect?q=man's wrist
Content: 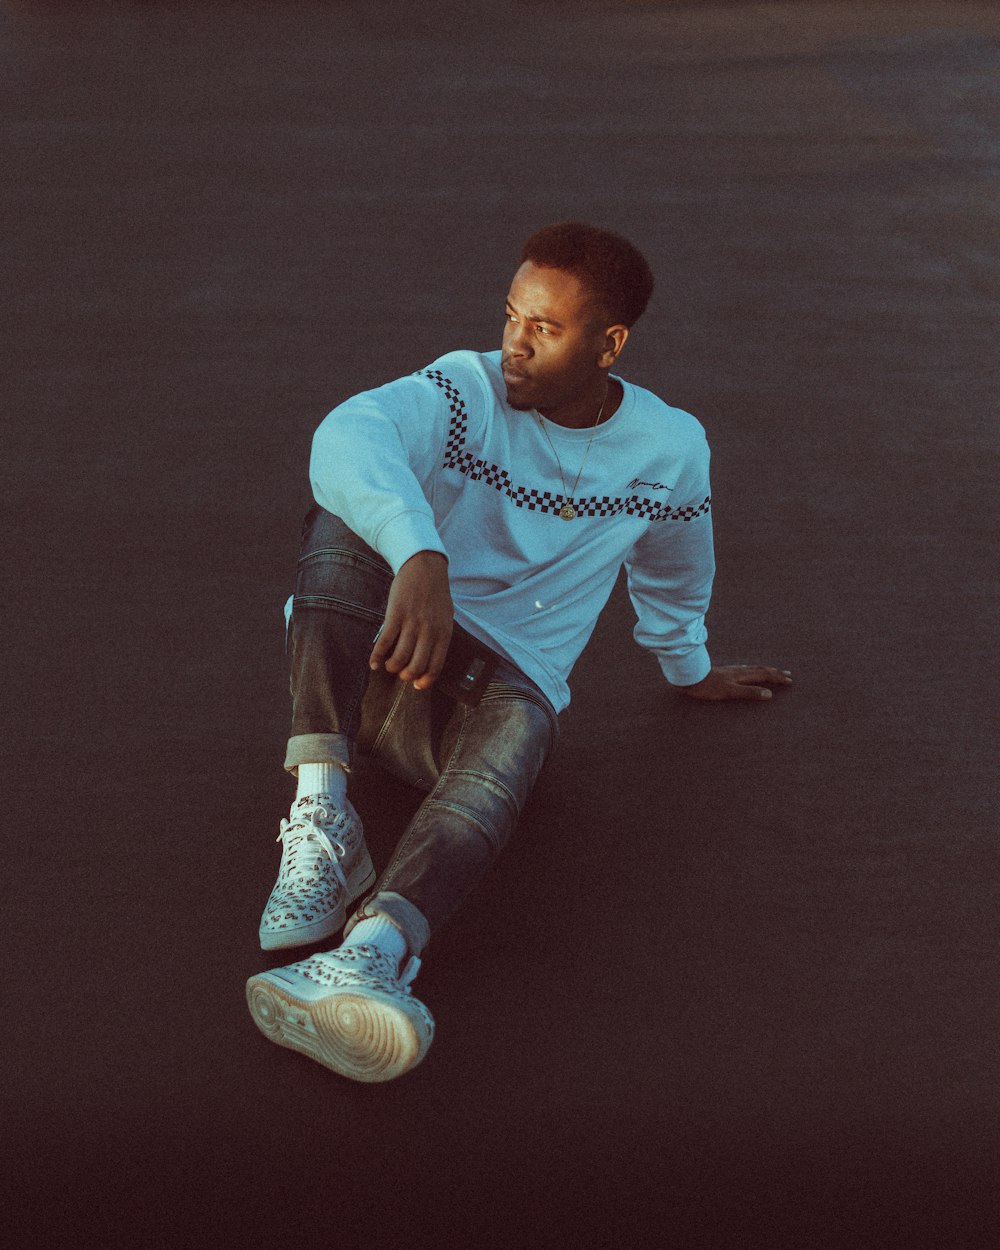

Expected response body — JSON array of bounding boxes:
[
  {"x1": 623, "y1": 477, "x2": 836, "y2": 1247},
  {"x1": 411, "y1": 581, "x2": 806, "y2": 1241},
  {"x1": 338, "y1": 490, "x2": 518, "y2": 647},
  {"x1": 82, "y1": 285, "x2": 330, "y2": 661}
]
[
  {"x1": 378, "y1": 513, "x2": 447, "y2": 574},
  {"x1": 662, "y1": 648, "x2": 712, "y2": 688}
]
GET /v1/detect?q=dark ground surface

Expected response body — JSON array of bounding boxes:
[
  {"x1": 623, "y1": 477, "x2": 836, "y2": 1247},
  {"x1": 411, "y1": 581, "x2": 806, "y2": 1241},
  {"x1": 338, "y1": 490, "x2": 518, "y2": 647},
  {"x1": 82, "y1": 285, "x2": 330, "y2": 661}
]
[{"x1": 5, "y1": 2, "x2": 1000, "y2": 1247}]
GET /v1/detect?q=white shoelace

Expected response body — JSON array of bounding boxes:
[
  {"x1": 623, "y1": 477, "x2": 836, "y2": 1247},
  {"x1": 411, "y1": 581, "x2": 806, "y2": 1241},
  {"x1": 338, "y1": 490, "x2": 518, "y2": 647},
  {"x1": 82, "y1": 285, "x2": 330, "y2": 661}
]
[{"x1": 276, "y1": 808, "x2": 349, "y2": 893}]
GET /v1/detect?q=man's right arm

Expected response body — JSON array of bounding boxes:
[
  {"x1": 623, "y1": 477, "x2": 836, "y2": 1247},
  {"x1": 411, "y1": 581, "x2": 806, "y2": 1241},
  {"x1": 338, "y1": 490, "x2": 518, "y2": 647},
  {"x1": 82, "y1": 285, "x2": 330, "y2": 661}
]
[
  {"x1": 309, "y1": 372, "x2": 455, "y2": 688},
  {"x1": 310, "y1": 374, "x2": 450, "y2": 573},
  {"x1": 368, "y1": 549, "x2": 453, "y2": 689}
]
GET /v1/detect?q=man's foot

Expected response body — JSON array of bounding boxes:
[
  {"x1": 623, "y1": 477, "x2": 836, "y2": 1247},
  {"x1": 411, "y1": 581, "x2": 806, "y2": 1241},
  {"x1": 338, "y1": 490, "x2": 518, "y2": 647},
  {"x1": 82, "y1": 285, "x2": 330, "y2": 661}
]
[
  {"x1": 246, "y1": 945, "x2": 435, "y2": 1082},
  {"x1": 258, "y1": 795, "x2": 376, "y2": 950}
]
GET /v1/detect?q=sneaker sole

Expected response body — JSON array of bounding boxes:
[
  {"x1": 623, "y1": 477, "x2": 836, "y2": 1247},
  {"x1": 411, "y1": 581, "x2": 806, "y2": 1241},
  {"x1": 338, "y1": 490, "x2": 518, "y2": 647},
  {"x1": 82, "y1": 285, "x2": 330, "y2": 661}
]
[
  {"x1": 259, "y1": 845, "x2": 377, "y2": 951},
  {"x1": 245, "y1": 975, "x2": 429, "y2": 1083}
]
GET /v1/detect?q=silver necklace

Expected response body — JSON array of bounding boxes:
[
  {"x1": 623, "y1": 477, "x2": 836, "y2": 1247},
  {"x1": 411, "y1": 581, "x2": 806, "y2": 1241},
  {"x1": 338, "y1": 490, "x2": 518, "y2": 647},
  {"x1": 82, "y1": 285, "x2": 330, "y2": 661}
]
[{"x1": 536, "y1": 388, "x2": 608, "y2": 521}]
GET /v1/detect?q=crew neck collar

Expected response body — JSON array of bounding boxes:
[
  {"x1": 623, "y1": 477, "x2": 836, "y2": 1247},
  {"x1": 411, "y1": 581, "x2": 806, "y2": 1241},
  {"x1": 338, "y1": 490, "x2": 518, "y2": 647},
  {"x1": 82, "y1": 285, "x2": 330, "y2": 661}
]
[{"x1": 533, "y1": 375, "x2": 630, "y2": 438}]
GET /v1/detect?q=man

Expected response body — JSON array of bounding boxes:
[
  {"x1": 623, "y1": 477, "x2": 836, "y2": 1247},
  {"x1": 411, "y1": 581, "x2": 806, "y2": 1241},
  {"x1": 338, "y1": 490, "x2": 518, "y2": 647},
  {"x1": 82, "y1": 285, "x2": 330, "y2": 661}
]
[{"x1": 246, "y1": 222, "x2": 791, "y2": 1083}]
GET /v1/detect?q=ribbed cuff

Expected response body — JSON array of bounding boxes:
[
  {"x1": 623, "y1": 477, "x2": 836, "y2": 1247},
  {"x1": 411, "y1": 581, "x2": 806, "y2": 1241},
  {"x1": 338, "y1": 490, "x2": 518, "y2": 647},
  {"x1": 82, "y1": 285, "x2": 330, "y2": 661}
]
[
  {"x1": 374, "y1": 511, "x2": 448, "y2": 575},
  {"x1": 659, "y1": 645, "x2": 712, "y2": 688}
]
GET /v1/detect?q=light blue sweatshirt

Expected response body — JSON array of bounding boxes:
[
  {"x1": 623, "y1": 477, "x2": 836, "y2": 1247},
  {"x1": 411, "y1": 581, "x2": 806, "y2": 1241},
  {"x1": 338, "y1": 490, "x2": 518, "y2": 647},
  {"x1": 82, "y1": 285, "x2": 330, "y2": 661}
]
[{"x1": 309, "y1": 349, "x2": 714, "y2": 713}]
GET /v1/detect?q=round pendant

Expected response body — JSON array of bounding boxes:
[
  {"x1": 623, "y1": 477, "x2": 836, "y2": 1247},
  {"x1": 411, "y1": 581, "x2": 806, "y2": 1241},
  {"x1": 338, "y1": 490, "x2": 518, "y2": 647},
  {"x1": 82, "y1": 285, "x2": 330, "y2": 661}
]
[{"x1": 560, "y1": 504, "x2": 576, "y2": 520}]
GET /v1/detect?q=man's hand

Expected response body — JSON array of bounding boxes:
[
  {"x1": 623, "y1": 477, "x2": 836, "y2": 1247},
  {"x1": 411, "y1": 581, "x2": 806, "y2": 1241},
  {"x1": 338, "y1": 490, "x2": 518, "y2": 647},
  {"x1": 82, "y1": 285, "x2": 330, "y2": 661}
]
[
  {"x1": 369, "y1": 550, "x2": 453, "y2": 690},
  {"x1": 681, "y1": 665, "x2": 793, "y2": 702}
]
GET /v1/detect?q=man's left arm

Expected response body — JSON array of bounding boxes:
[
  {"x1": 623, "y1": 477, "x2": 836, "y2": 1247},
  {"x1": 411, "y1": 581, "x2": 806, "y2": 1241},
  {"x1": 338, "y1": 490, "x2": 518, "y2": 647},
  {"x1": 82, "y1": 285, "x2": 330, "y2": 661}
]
[{"x1": 624, "y1": 444, "x2": 791, "y2": 704}]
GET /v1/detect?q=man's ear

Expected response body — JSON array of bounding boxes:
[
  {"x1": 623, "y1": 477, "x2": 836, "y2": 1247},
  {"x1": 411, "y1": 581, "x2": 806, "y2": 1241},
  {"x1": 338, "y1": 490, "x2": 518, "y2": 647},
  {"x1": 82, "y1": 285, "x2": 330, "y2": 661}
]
[{"x1": 598, "y1": 324, "x2": 629, "y2": 368}]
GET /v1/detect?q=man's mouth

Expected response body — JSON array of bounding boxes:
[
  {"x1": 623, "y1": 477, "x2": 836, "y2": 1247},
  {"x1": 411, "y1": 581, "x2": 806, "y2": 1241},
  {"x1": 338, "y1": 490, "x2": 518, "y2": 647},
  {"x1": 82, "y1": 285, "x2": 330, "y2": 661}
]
[{"x1": 501, "y1": 359, "x2": 528, "y2": 382}]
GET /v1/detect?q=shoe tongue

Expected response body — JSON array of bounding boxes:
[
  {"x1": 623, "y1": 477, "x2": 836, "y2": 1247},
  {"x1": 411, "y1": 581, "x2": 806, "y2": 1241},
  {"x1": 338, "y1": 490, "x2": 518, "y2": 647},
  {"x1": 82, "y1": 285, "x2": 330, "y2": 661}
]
[{"x1": 399, "y1": 955, "x2": 421, "y2": 987}]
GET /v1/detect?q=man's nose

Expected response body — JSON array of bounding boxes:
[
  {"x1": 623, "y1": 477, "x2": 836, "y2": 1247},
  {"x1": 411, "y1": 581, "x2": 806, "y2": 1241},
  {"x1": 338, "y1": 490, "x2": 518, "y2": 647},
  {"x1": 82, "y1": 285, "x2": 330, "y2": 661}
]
[{"x1": 505, "y1": 323, "x2": 531, "y2": 357}]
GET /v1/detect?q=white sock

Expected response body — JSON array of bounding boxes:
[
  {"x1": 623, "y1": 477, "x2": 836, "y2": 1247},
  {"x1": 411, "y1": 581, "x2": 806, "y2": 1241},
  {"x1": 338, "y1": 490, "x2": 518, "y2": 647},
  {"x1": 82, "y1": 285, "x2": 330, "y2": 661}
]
[
  {"x1": 295, "y1": 761, "x2": 348, "y2": 807},
  {"x1": 345, "y1": 914, "x2": 408, "y2": 971}
]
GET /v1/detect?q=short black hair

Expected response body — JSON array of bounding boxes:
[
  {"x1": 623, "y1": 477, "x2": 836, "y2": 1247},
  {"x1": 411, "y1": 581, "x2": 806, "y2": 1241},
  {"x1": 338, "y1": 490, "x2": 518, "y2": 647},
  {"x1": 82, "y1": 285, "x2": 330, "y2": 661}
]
[{"x1": 519, "y1": 221, "x2": 654, "y2": 327}]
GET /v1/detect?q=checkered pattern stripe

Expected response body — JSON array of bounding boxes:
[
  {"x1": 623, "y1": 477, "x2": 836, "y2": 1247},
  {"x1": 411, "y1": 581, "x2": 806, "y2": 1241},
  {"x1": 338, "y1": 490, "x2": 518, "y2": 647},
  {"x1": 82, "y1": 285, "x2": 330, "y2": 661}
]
[
  {"x1": 424, "y1": 369, "x2": 469, "y2": 469},
  {"x1": 418, "y1": 368, "x2": 711, "y2": 523}
]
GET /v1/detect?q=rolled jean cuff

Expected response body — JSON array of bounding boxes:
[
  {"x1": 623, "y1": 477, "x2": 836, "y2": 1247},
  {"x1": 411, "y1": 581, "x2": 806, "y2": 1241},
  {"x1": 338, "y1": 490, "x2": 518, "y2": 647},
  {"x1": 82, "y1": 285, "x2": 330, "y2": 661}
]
[
  {"x1": 346, "y1": 891, "x2": 432, "y2": 958},
  {"x1": 284, "y1": 732, "x2": 352, "y2": 776}
]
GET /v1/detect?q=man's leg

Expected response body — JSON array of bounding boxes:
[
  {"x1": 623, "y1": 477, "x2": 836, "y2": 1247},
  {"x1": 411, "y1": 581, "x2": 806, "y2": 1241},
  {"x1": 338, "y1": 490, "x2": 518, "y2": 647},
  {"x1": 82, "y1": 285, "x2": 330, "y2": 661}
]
[
  {"x1": 249, "y1": 672, "x2": 557, "y2": 1083},
  {"x1": 285, "y1": 504, "x2": 395, "y2": 772},
  {"x1": 258, "y1": 506, "x2": 393, "y2": 951},
  {"x1": 249, "y1": 511, "x2": 559, "y2": 1080},
  {"x1": 345, "y1": 664, "x2": 558, "y2": 957}
]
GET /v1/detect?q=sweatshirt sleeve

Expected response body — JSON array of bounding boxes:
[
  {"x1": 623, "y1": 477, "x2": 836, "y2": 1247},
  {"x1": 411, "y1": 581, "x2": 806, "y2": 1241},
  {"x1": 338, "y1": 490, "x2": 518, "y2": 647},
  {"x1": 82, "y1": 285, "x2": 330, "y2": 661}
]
[
  {"x1": 309, "y1": 369, "x2": 453, "y2": 574},
  {"x1": 624, "y1": 431, "x2": 715, "y2": 686}
]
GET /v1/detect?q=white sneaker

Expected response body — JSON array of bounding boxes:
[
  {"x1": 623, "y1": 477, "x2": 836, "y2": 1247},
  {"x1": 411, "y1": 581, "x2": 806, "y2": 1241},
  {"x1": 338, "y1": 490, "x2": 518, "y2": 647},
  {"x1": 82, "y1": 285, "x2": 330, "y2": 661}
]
[
  {"x1": 246, "y1": 945, "x2": 435, "y2": 1082},
  {"x1": 258, "y1": 795, "x2": 376, "y2": 951}
]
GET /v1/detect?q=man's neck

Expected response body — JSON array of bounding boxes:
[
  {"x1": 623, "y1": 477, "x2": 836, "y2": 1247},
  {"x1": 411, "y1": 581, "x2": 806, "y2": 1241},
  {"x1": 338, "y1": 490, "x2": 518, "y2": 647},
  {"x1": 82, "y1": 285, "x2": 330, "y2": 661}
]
[{"x1": 538, "y1": 378, "x2": 623, "y2": 429}]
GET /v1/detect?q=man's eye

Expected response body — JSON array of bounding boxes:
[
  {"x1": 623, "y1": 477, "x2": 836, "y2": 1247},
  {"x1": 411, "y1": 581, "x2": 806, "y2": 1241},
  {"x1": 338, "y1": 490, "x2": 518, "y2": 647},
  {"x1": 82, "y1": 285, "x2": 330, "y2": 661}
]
[{"x1": 536, "y1": 325, "x2": 552, "y2": 335}]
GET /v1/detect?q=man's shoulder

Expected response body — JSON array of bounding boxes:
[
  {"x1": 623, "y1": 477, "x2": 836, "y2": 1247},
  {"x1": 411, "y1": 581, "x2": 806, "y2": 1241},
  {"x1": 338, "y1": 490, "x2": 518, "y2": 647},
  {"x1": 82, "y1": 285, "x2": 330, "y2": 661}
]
[
  {"x1": 623, "y1": 378, "x2": 708, "y2": 445},
  {"x1": 409, "y1": 349, "x2": 502, "y2": 414},
  {"x1": 415, "y1": 348, "x2": 500, "y2": 384}
]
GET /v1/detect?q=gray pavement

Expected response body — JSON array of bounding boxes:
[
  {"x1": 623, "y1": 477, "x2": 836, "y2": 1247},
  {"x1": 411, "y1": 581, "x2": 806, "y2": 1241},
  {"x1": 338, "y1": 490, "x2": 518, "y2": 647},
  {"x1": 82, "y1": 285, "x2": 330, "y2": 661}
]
[{"x1": 5, "y1": 3, "x2": 1000, "y2": 1247}]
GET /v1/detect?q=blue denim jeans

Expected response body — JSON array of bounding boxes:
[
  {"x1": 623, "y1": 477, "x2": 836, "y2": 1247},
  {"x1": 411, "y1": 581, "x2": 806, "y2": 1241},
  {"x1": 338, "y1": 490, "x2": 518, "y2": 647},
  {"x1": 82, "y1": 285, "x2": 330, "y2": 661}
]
[{"x1": 283, "y1": 506, "x2": 559, "y2": 956}]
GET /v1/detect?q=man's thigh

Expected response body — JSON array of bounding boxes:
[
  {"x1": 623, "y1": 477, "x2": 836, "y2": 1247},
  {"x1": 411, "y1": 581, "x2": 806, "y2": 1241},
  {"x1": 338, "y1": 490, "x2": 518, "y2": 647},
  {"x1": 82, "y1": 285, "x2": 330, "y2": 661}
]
[
  {"x1": 358, "y1": 662, "x2": 558, "y2": 837},
  {"x1": 427, "y1": 667, "x2": 558, "y2": 850}
]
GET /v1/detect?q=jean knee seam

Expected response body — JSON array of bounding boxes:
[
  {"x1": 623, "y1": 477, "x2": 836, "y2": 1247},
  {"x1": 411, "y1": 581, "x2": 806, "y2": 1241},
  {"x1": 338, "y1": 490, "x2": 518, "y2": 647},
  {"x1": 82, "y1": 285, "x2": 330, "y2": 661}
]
[
  {"x1": 425, "y1": 799, "x2": 504, "y2": 851},
  {"x1": 436, "y1": 768, "x2": 520, "y2": 816},
  {"x1": 298, "y1": 546, "x2": 392, "y2": 578},
  {"x1": 292, "y1": 594, "x2": 385, "y2": 625},
  {"x1": 381, "y1": 799, "x2": 505, "y2": 873}
]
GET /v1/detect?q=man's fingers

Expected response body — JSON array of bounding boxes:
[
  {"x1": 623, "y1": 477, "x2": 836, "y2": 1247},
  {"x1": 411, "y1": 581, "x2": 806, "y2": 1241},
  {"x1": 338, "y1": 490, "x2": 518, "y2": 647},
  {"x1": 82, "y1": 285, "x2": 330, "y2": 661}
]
[
  {"x1": 412, "y1": 630, "x2": 453, "y2": 691},
  {"x1": 398, "y1": 633, "x2": 433, "y2": 683},
  {"x1": 371, "y1": 551, "x2": 453, "y2": 682},
  {"x1": 373, "y1": 619, "x2": 454, "y2": 687},
  {"x1": 716, "y1": 679, "x2": 772, "y2": 700},
  {"x1": 734, "y1": 667, "x2": 792, "y2": 686},
  {"x1": 383, "y1": 627, "x2": 419, "y2": 675},
  {"x1": 369, "y1": 621, "x2": 399, "y2": 669},
  {"x1": 371, "y1": 618, "x2": 421, "y2": 675}
]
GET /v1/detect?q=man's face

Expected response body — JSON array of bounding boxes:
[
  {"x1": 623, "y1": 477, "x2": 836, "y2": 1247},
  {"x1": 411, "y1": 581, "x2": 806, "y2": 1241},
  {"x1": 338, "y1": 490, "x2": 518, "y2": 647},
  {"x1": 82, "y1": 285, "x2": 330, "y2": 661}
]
[{"x1": 501, "y1": 261, "x2": 611, "y2": 412}]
